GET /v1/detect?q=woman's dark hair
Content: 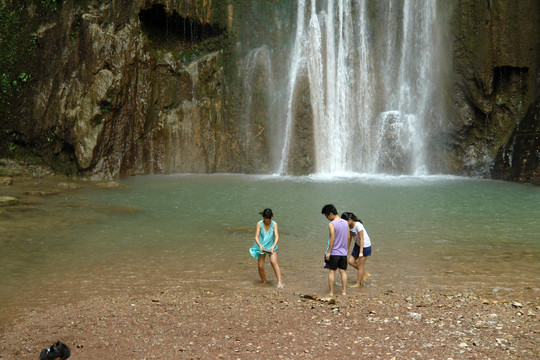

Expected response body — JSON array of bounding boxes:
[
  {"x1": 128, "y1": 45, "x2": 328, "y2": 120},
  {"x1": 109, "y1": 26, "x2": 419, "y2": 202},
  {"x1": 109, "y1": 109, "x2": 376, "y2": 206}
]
[
  {"x1": 260, "y1": 208, "x2": 273, "y2": 219},
  {"x1": 341, "y1": 212, "x2": 363, "y2": 224}
]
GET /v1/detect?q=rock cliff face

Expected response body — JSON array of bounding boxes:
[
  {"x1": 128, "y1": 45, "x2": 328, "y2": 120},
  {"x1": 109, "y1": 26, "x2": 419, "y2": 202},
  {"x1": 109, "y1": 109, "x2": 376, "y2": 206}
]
[
  {"x1": 446, "y1": 0, "x2": 540, "y2": 183},
  {"x1": 1, "y1": 0, "x2": 539, "y2": 183},
  {"x1": 11, "y1": 0, "x2": 250, "y2": 179}
]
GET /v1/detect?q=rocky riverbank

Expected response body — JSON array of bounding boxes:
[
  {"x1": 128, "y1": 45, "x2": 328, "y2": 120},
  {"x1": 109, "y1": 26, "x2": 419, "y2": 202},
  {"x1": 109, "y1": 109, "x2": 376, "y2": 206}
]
[
  {"x1": 0, "y1": 158, "x2": 55, "y2": 179},
  {"x1": 0, "y1": 285, "x2": 538, "y2": 359}
]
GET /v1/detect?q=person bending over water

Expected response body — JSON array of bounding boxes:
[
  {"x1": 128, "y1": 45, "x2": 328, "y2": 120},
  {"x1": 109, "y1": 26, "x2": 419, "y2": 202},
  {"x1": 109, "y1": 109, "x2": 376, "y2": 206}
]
[
  {"x1": 321, "y1": 204, "x2": 350, "y2": 297},
  {"x1": 341, "y1": 212, "x2": 372, "y2": 287},
  {"x1": 249, "y1": 208, "x2": 283, "y2": 288}
]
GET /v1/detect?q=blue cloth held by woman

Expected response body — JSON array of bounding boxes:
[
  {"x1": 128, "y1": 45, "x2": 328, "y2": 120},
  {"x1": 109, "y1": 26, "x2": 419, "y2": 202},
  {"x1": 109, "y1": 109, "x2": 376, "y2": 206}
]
[{"x1": 249, "y1": 220, "x2": 278, "y2": 259}]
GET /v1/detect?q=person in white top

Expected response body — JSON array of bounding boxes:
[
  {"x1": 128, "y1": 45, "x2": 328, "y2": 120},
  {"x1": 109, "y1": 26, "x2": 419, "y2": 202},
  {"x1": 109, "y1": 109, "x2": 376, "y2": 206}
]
[{"x1": 341, "y1": 212, "x2": 372, "y2": 287}]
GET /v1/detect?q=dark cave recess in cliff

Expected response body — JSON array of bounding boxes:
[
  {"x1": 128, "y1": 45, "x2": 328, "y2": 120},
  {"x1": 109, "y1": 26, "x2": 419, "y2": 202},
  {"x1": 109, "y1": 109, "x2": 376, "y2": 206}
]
[
  {"x1": 138, "y1": 4, "x2": 225, "y2": 52},
  {"x1": 493, "y1": 66, "x2": 528, "y2": 93}
]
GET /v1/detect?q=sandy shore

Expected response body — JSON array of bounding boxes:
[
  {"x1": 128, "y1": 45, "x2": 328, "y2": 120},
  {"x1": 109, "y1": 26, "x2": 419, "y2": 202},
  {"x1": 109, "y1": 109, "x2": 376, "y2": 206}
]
[{"x1": 0, "y1": 284, "x2": 538, "y2": 360}]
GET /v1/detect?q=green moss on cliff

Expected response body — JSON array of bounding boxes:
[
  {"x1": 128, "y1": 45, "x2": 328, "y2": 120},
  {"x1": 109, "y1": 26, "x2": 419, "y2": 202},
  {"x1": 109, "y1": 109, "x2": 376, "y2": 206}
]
[
  {"x1": 0, "y1": 0, "x2": 67, "y2": 165},
  {"x1": 0, "y1": 2, "x2": 34, "y2": 121}
]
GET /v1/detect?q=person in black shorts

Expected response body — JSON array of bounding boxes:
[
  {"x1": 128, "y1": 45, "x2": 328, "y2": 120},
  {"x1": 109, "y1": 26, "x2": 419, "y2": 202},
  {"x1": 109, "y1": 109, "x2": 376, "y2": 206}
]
[{"x1": 321, "y1": 204, "x2": 350, "y2": 297}]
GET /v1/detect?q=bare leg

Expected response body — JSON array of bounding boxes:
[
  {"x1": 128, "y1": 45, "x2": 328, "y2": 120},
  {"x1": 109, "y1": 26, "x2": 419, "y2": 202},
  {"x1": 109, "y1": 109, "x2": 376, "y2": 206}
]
[
  {"x1": 257, "y1": 254, "x2": 267, "y2": 284},
  {"x1": 348, "y1": 255, "x2": 359, "y2": 270},
  {"x1": 348, "y1": 255, "x2": 361, "y2": 287},
  {"x1": 359, "y1": 256, "x2": 370, "y2": 282},
  {"x1": 328, "y1": 269, "x2": 336, "y2": 297},
  {"x1": 269, "y1": 252, "x2": 283, "y2": 287},
  {"x1": 339, "y1": 268, "x2": 347, "y2": 295}
]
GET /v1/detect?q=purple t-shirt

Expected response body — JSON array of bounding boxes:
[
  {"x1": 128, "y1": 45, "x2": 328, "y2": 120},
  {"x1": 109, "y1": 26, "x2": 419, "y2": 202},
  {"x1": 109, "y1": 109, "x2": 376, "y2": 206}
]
[{"x1": 329, "y1": 218, "x2": 349, "y2": 256}]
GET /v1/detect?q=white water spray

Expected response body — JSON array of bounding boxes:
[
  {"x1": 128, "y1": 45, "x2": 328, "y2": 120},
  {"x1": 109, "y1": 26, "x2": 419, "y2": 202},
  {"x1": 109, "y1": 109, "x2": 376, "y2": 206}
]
[{"x1": 271, "y1": 0, "x2": 449, "y2": 175}]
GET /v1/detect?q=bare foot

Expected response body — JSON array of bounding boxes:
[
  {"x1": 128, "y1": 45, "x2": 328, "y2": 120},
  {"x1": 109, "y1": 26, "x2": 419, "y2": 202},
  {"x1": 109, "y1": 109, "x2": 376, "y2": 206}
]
[
  {"x1": 349, "y1": 283, "x2": 361, "y2": 288},
  {"x1": 341, "y1": 292, "x2": 347, "y2": 296}
]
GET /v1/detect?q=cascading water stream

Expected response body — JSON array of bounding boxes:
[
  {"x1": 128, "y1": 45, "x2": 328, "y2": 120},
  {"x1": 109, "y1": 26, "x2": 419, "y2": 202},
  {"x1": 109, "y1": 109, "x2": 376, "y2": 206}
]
[
  {"x1": 269, "y1": 0, "x2": 449, "y2": 175},
  {"x1": 276, "y1": 0, "x2": 308, "y2": 174}
]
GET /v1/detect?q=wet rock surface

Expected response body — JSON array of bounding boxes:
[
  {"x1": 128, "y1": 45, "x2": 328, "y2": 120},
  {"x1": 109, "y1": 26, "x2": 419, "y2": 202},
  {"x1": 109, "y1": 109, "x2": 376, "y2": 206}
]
[{"x1": 447, "y1": 0, "x2": 540, "y2": 183}]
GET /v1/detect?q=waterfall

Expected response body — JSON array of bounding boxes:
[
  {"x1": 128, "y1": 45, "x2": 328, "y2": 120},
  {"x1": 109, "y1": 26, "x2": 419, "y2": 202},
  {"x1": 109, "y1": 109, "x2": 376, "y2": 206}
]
[
  {"x1": 276, "y1": 0, "x2": 308, "y2": 174},
  {"x1": 270, "y1": 0, "x2": 449, "y2": 175}
]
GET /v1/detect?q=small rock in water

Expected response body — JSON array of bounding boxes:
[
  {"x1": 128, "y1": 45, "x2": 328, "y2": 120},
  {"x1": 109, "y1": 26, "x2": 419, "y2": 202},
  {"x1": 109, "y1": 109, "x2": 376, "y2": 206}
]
[
  {"x1": 22, "y1": 190, "x2": 59, "y2": 196},
  {"x1": 0, "y1": 196, "x2": 19, "y2": 206},
  {"x1": 58, "y1": 182, "x2": 80, "y2": 189},
  {"x1": 0, "y1": 177, "x2": 13, "y2": 185},
  {"x1": 95, "y1": 181, "x2": 123, "y2": 188}
]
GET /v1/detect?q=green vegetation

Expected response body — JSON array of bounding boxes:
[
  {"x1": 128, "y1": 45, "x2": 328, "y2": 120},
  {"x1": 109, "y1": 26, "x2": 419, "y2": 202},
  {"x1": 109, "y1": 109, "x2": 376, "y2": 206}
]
[
  {"x1": 70, "y1": 20, "x2": 81, "y2": 39},
  {"x1": 0, "y1": 1, "x2": 64, "y2": 104},
  {"x1": 0, "y1": 0, "x2": 66, "y2": 167},
  {"x1": 40, "y1": 0, "x2": 65, "y2": 11}
]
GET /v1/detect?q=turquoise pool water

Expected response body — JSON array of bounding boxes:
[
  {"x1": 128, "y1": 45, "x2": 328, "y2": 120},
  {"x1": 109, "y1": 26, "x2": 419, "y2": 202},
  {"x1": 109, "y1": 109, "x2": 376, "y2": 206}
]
[{"x1": 1, "y1": 174, "x2": 539, "y2": 323}]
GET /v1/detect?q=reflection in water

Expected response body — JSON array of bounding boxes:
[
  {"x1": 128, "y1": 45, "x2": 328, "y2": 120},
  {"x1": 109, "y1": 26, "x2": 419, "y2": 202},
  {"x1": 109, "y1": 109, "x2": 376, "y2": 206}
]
[{"x1": 1, "y1": 174, "x2": 539, "y2": 324}]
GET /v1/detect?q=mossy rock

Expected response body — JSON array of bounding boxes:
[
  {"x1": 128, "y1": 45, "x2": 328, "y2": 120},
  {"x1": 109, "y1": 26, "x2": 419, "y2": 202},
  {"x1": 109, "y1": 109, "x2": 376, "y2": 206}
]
[
  {"x1": 0, "y1": 196, "x2": 19, "y2": 206},
  {"x1": 21, "y1": 190, "x2": 60, "y2": 196},
  {"x1": 1, "y1": 177, "x2": 13, "y2": 185}
]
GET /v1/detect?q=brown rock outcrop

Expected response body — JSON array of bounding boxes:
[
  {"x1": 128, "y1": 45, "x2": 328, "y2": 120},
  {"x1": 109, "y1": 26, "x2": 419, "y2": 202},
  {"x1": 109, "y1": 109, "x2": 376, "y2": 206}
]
[{"x1": 446, "y1": 0, "x2": 540, "y2": 183}]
